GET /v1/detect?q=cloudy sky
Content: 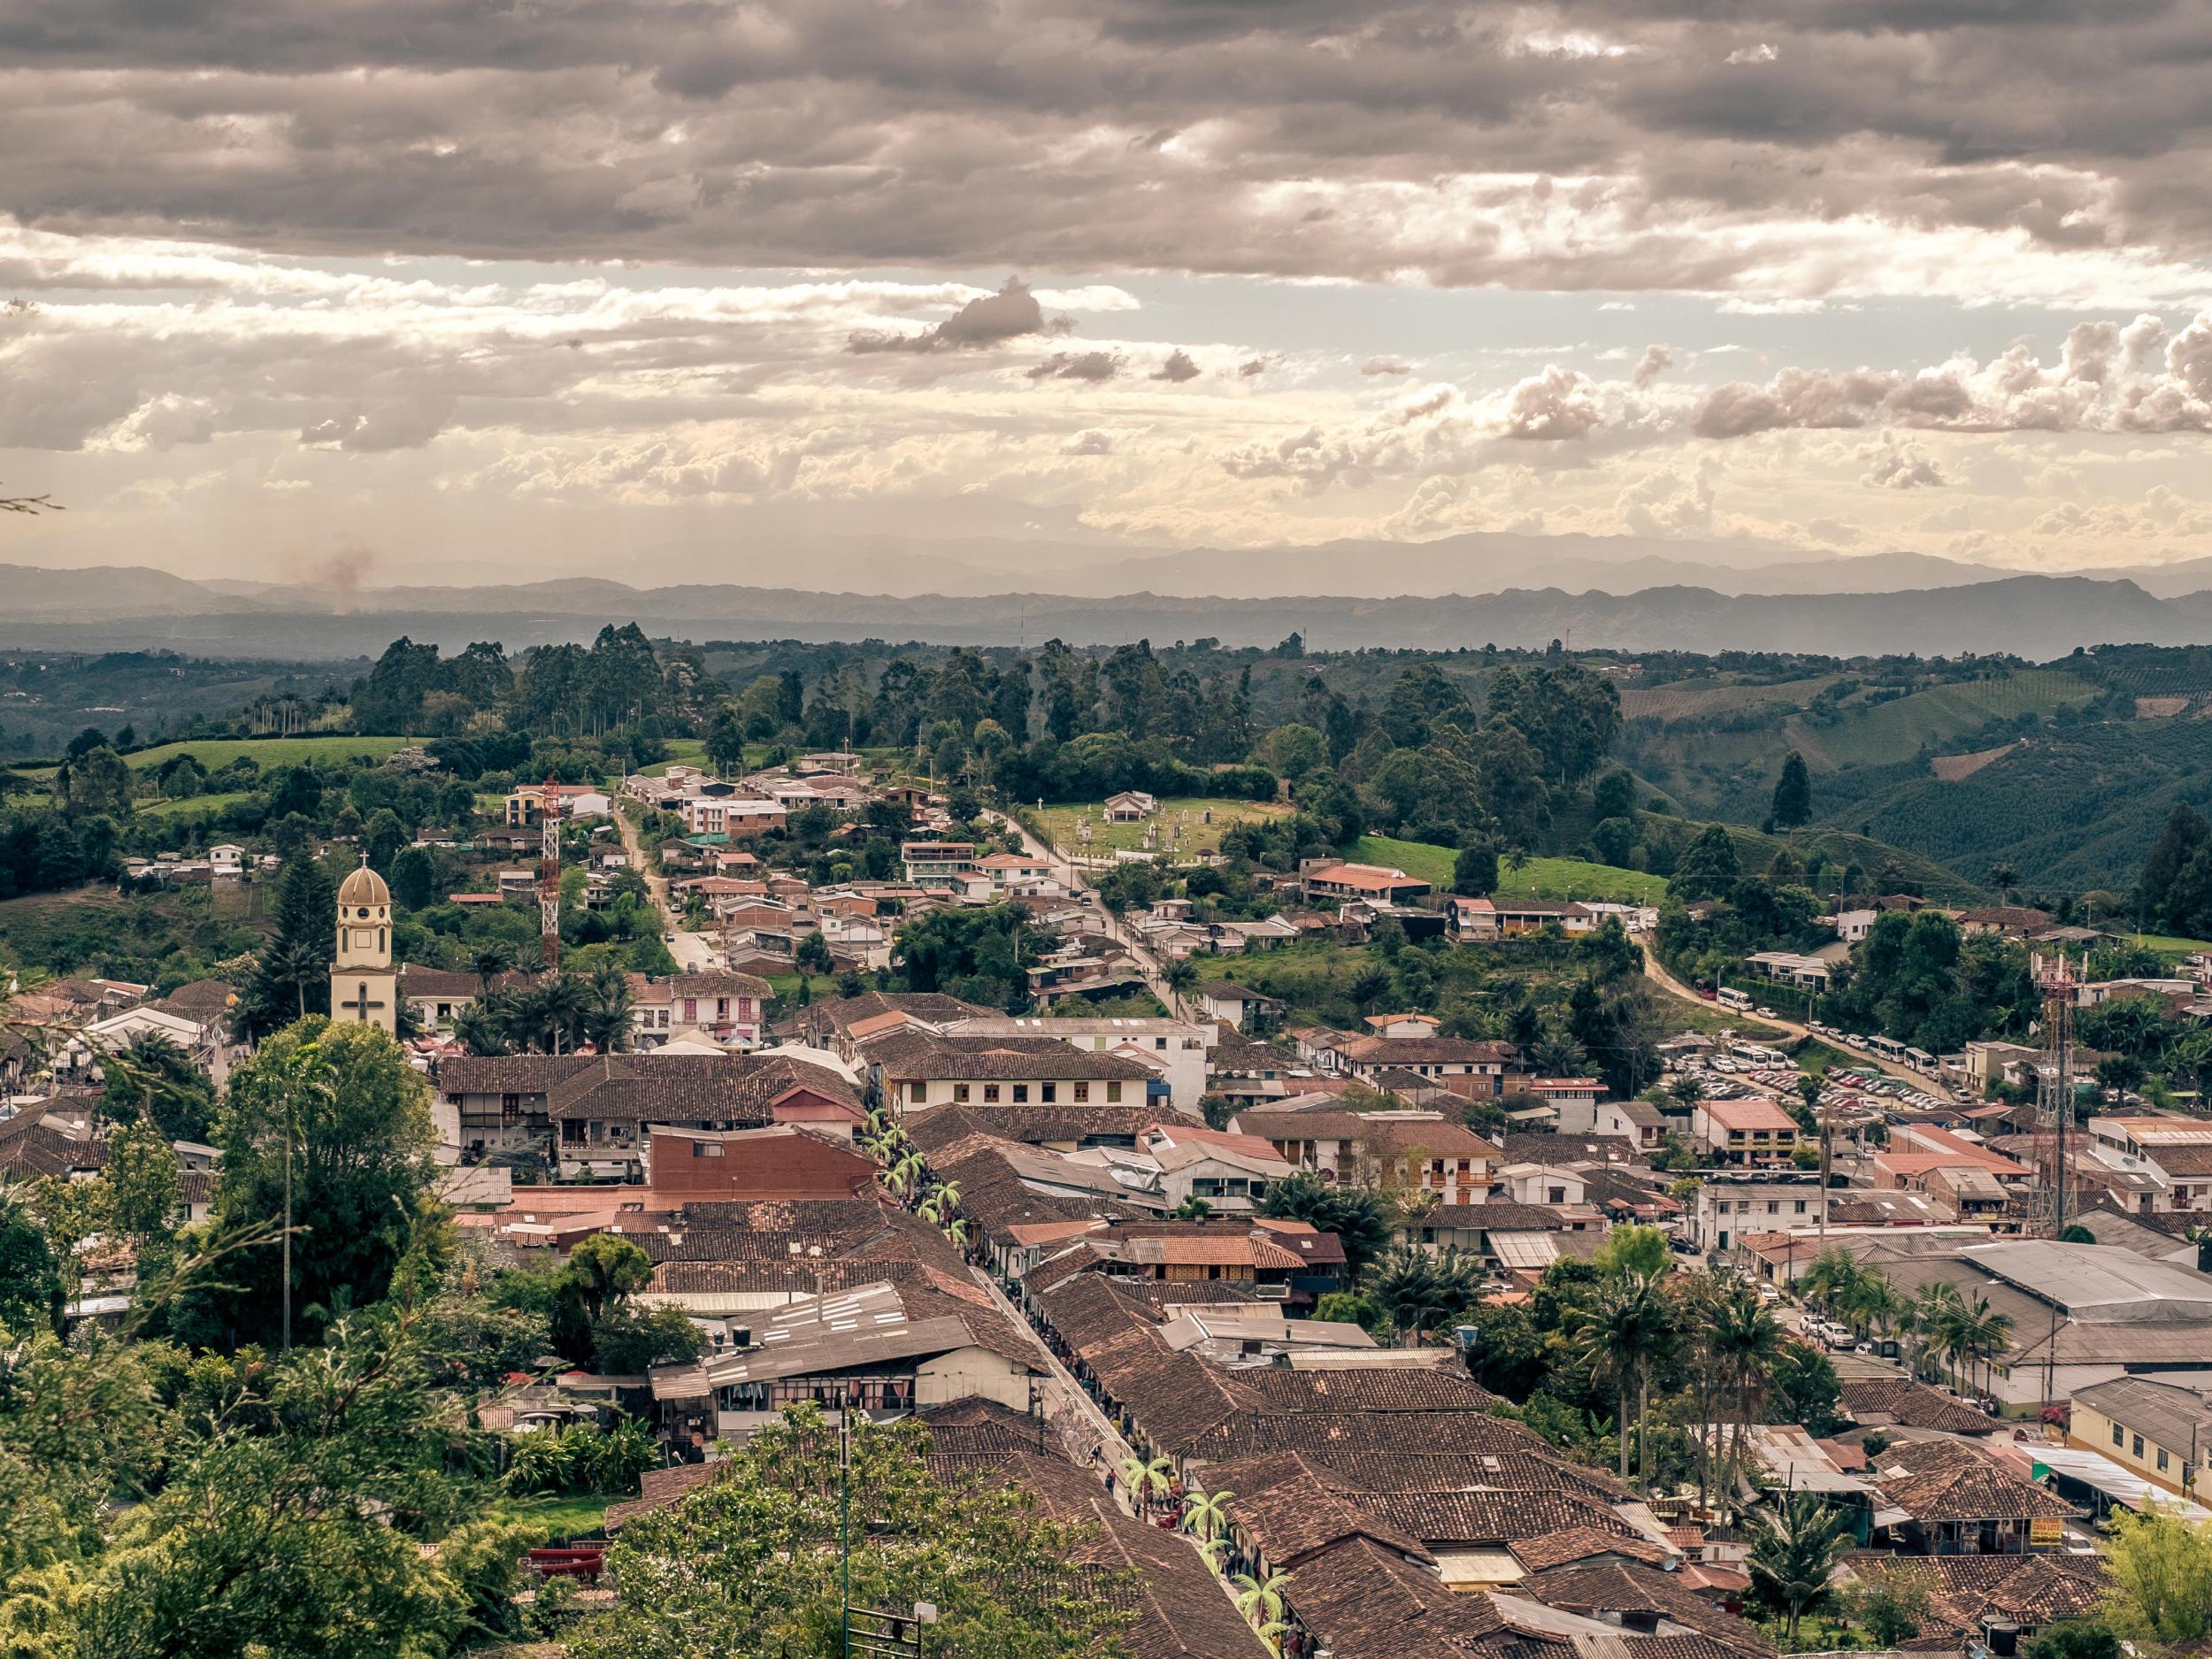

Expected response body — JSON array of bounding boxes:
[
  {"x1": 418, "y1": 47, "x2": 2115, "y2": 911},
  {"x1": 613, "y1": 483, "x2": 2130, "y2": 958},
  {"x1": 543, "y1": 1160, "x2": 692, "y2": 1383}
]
[{"x1": 4, "y1": 0, "x2": 2212, "y2": 590}]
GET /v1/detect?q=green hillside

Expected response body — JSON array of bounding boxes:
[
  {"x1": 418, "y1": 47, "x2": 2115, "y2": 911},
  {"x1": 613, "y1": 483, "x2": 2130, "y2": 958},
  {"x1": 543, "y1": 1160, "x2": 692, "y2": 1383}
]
[
  {"x1": 1348, "y1": 836, "x2": 1670, "y2": 904},
  {"x1": 1839, "y1": 719, "x2": 2212, "y2": 893},
  {"x1": 1799, "y1": 668, "x2": 2100, "y2": 769},
  {"x1": 25, "y1": 734, "x2": 426, "y2": 780}
]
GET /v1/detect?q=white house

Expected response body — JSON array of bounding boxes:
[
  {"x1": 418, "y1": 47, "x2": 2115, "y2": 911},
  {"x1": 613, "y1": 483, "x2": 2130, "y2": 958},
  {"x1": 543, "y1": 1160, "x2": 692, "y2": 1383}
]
[
  {"x1": 941, "y1": 1014, "x2": 1217, "y2": 1116},
  {"x1": 1102, "y1": 790, "x2": 1158, "y2": 822}
]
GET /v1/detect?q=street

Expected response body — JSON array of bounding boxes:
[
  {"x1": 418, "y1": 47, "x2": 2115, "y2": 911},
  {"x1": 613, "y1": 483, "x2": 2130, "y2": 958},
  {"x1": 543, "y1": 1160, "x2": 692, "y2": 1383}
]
[
  {"x1": 985, "y1": 808, "x2": 1191, "y2": 1019},
  {"x1": 616, "y1": 799, "x2": 724, "y2": 972}
]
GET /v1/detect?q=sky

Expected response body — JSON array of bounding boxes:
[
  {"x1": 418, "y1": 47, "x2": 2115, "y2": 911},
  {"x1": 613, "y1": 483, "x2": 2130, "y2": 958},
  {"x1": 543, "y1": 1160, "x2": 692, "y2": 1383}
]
[{"x1": 4, "y1": 0, "x2": 2212, "y2": 590}]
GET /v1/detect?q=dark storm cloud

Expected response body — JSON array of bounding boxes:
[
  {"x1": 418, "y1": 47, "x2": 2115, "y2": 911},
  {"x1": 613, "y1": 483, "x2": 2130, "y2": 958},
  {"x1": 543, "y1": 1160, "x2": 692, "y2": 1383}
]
[{"x1": 2, "y1": 0, "x2": 2211, "y2": 290}]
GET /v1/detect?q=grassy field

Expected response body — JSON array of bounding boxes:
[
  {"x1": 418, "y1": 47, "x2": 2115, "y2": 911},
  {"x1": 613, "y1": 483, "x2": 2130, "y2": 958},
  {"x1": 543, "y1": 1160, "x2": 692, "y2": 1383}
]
[
  {"x1": 1037, "y1": 796, "x2": 1293, "y2": 856},
  {"x1": 135, "y1": 790, "x2": 256, "y2": 820},
  {"x1": 1348, "y1": 836, "x2": 1670, "y2": 904},
  {"x1": 2127, "y1": 933, "x2": 2212, "y2": 962},
  {"x1": 25, "y1": 734, "x2": 430, "y2": 780}
]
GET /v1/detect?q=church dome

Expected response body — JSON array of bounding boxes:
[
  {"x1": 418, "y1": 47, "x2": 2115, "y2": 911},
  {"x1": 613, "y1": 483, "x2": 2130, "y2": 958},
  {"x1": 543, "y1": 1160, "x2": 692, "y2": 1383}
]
[{"x1": 338, "y1": 860, "x2": 390, "y2": 908}]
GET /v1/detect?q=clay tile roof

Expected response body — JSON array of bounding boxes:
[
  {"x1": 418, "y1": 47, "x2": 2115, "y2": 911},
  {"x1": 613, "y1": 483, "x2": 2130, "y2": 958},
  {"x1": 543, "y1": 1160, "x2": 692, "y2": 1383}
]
[
  {"x1": 1520, "y1": 1561, "x2": 1770, "y2": 1655},
  {"x1": 1839, "y1": 1379, "x2": 1998, "y2": 1435},
  {"x1": 1870, "y1": 1440, "x2": 2075, "y2": 1524}
]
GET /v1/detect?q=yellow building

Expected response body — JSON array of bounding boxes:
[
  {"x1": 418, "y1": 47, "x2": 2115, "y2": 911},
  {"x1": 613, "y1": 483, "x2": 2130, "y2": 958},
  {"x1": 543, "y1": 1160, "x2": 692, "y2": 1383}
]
[
  {"x1": 2070, "y1": 1376, "x2": 2212, "y2": 1502},
  {"x1": 329, "y1": 856, "x2": 397, "y2": 1037}
]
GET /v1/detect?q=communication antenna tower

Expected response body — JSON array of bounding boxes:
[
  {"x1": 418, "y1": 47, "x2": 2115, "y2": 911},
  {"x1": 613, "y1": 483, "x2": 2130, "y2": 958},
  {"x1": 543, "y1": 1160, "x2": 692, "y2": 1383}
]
[
  {"x1": 2026, "y1": 951, "x2": 2078, "y2": 1238},
  {"x1": 539, "y1": 777, "x2": 564, "y2": 972}
]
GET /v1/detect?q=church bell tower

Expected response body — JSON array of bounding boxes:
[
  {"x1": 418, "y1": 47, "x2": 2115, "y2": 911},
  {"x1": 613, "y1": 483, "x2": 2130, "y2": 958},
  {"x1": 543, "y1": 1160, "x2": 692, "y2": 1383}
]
[{"x1": 330, "y1": 853, "x2": 398, "y2": 1037}]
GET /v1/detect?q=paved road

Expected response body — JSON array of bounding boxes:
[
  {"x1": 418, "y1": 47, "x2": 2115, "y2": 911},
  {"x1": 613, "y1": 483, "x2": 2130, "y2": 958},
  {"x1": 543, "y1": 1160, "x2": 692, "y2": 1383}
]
[
  {"x1": 616, "y1": 800, "x2": 723, "y2": 972},
  {"x1": 986, "y1": 809, "x2": 1191, "y2": 1020},
  {"x1": 1636, "y1": 938, "x2": 1950, "y2": 1095}
]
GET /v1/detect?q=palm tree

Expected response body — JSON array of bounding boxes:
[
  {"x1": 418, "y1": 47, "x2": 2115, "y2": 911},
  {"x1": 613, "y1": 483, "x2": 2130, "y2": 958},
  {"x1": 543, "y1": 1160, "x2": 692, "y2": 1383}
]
[
  {"x1": 580, "y1": 964, "x2": 634, "y2": 1052},
  {"x1": 1182, "y1": 1486, "x2": 1233, "y2": 1553},
  {"x1": 1747, "y1": 1492, "x2": 1854, "y2": 1643},
  {"x1": 1960, "y1": 1294, "x2": 2014, "y2": 1398},
  {"x1": 1234, "y1": 1571, "x2": 1292, "y2": 1629},
  {"x1": 1566, "y1": 1266, "x2": 1672, "y2": 1486},
  {"x1": 1796, "y1": 1249, "x2": 1863, "y2": 1322},
  {"x1": 469, "y1": 942, "x2": 514, "y2": 997},
  {"x1": 1117, "y1": 1453, "x2": 1175, "y2": 1514},
  {"x1": 1706, "y1": 1278, "x2": 1783, "y2": 1495},
  {"x1": 886, "y1": 1151, "x2": 926, "y2": 1196},
  {"x1": 918, "y1": 1179, "x2": 963, "y2": 1224},
  {"x1": 1363, "y1": 1245, "x2": 1479, "y2": 1348},
  {"x1": 453, "y1": 998, "x2": 510, "y2": 1056},
  {"x1": 1905, "y1": 1281, "x2": 1963, "y2": 1383},
  {"x1": 536, "y1": 973, "x2": 590, "y2": 1055},
  {"x1": 941, "y1": 1217, "x2": 970, "y2": 1251}
]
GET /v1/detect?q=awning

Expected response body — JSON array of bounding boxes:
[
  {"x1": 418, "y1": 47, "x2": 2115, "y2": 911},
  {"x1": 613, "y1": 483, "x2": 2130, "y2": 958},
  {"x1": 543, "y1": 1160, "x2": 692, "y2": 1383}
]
[{"x1": 2032, "y1": 1442, "x2": 2212, "y2": 1521}]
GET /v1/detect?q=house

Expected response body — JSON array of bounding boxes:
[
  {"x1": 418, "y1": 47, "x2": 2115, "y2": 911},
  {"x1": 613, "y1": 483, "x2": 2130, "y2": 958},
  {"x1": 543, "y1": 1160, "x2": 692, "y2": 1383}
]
[
  {"x1": 1229, "y1": 1105, "x2": 1496, "y2": 1206},
  {"x1": 1136, "y1": 1122, "x2": 1292, "y2": 1213},
  {"x1": 1552, "y1": 1088, "x2": 1666, "y2": 1151},
  {"x1": 943, "y1": 1015, "x2": 1216, "y2": 1117},
  {"x1": 1690, "y1": 1096, "x2": 1800, "y2": 1166},
  {"x1": 2069, "y1": 1377, "x2": 2212, "y2": 1502},
  {"x1": 1688, "y1": 1171, "x2": 1826, "y2": 1254},
  {"x1": 968, "y1": 849, "x2": 1056, "y2": 891},
  {"x1": 879, "y1": 1037, "x2": 1161, "y2": 1114},
  {"x1": 665, "y1": 971, "x2": 772, "y2": 1047},
  {"x1": 1102, "y1": 790, "x2": 1158, "y2": 822},
  {"x1": 1335, "y1": 1034, "x2": 1517, "y2": 1099},
  {"x1": 1363, "y1": 1012, "x2": 1441, "y2": 1041},
  {"x1": 1957, "y1": 905, "x2": 2055, "y2": 939},
  {"x1": 1867, "y1": 1438, "x2": 2076, "y2": 1555},
  {"x1": 1298, "y1": 859, "x2": 1432, "y2": 905},
  {"x1": 431, "y1": 1049, "x2": 862, "y2": 1170},
  {"x1": 678, "y1": 797, "x2": 787, "y2": 839},
  {"x1": 505, "y1": 782, "x2": 611, "y2": 826},
  {"x1": 902, "y1": 841, "x2": 977, "y2": 886},
  {"x1": 1745, "y1": 949, "x2": 1839, "y2": 993},
  {"x1": 1448, "y1": 897, "x2": 1598, "y2": 940},
  {"x1": 208, "y1": 843, "x2": 244, "y2": 876},
  {"x1": 643, "y1": 1124, "x2": 879, "y2": 1201},
  {"x1": 1194, "y1": 980, "x2": 1284, "y2": 1034},
  {"x1": 703, "y1": 1279, "x2": 1045, "y2": 1440}
]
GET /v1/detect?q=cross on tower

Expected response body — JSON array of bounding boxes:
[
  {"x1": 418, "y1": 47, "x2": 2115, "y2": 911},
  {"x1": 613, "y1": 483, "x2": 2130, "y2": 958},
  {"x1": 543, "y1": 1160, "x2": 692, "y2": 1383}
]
[{"x1": 342, "y1": 982, "x2": 385, "y2": 1021}]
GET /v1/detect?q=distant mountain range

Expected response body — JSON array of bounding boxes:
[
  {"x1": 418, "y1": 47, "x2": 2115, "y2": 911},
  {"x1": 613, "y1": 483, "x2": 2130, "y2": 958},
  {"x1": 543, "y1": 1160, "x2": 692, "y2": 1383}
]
[{"x1": 7, "y1": 549, "x2": 2212, "y2": 659}]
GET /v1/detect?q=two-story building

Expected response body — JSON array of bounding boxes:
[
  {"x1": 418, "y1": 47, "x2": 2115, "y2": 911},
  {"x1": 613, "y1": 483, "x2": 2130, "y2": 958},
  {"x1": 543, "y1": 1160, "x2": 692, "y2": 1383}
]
[
  {"x1": 1228, "y1": 1104, "x2": 1496, "y2": 1206},
  {"x1": 902, "y1": 841, "x2": 978, "y2": 886},
  {"x1": 1691, "y1": 1095, "x2": 1801, "y2": 1166}
]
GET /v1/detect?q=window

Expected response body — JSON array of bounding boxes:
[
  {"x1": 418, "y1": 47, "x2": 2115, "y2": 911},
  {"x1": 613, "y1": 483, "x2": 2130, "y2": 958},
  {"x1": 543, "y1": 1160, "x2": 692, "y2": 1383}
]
[
  {"x1": 1793, "y1": 1200, "x2": 1808, "y2": 1215},
  {"x1": 984, "y1": 1084, "x2": 1001, "y2": 1103},
  {"x1": 910, "y1": 1080, "x2": 928, "y2": 1104},
  {"x1": 2135, "y1": 1434, "x2": 2146, "y2": 1458},
  {"x1": 1013, "y1": 1084, "x2": 1029, "y2": 1103},
  {"x1": 2159, "y1": 1448, "x2": 2170, "y2": 1471},
  {"x1": 1156, "y1": 1036, "x2": 1167, "y2": 1049},
  {"x1": 1073, "y1": 1082, "x2": 1090, "y2": 1103},
  {"x1": 954, "y1": 1084, "x2": 971, "y2": 1104},
  {"x1": 1105, "y1": 1081, "x2": 1123, "y2": 1102},
  {"x1": 1041, "y1": 1083, "x2": 1056, "y2": 1103},
  {"x1": 2114, "y1": 1424, "x2": 2124, "y2": 1448},
  {"x1": 693, "y1": 1141, "x2": 724, "y2": 1158}
]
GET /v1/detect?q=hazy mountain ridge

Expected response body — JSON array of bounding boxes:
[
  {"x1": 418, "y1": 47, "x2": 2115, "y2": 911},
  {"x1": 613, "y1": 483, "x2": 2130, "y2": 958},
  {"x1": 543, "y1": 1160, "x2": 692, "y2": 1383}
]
[{"x1": 4, "y1": 561, "x2": 2212, "y2": 659}]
